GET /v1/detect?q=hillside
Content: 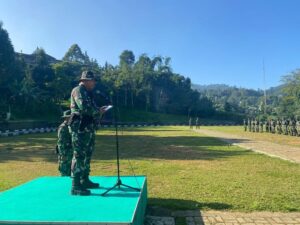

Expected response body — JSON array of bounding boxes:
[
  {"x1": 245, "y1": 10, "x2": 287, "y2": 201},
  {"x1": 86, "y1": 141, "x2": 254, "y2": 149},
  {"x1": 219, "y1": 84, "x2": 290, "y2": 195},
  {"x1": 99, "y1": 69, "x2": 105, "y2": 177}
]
[{"x1": 192, "y1": 83, "x2": 284, "y2": 116}]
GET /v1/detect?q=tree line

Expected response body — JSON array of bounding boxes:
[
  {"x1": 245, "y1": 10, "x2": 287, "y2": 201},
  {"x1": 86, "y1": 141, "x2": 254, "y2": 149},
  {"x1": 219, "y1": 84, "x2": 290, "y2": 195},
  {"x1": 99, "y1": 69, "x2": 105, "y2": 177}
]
[
  {"x1": 193, "y1": 79, "x2": 300, "y2": 120},
  {"x1": 0, "y1": 22, "x2": 214, "y2": 120}
]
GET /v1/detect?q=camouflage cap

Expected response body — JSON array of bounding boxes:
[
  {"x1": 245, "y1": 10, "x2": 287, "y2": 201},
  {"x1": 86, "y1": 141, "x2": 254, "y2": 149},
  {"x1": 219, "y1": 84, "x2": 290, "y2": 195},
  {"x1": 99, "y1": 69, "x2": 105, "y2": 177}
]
[
  {"x1": 62, "y1": 110, "x2": 71, "y2": 118},
  {"x1": 79, "y1": 70, "x2": 96, "y2": 81}
]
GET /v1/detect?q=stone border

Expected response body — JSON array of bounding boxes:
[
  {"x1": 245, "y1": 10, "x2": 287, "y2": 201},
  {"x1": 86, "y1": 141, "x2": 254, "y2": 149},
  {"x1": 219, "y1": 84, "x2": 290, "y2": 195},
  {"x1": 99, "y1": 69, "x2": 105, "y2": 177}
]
[
  {"x1": 0, "y1": 127, "x2": 57, "y2": 137},
  {"x1": 100, "y1": 123, "x2": 238, "y2": 128},
  {"x1": 0, "y1": 123, "x2": 239, "y2": 137}
]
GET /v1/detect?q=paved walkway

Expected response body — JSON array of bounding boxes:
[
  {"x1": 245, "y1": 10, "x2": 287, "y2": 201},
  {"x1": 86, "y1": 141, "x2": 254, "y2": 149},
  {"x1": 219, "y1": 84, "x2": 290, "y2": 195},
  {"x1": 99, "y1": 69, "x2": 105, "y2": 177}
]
[
  {"x1": 200, "y1": 211, "x2": 300, "y2": 225},
  {"x1": 146, "y1": 210, "x2": 300, "y2": 225},
  {"x1": 193, "y1": 128, "x2": 300, "y2": 163}
]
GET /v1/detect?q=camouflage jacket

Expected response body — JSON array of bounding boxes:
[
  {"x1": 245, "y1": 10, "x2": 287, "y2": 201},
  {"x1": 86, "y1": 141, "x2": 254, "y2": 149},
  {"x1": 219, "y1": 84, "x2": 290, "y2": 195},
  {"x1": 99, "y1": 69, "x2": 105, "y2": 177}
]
[
  {"x1": 70, "y1": 83, "x2": 101, "y2": 131},
  {"x1": 70, "y1": 83, "x2": 100, "y2": 117},
  {"x1": 57, "y1": 121, "x2": 72, "y2": 154}
]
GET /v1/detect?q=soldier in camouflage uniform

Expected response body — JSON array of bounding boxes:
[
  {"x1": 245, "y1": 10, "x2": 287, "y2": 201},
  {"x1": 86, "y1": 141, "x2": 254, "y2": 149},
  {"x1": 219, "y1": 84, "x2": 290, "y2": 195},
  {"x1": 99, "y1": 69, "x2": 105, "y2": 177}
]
[
  {"x1": 276, "y1": 119, "x2": 282, "y2": 134},
  {"x1": 195, "y1": 117, "x2": 200, "y2": 129},
  {"x1": 57, "y1": 110, "x2": 72, "y2": 176},
  {"x1": 255, "y1": 119, "x2": 259, "y2": 132},
  {"x1": 253, "y1": 119, "x2": 256, "y2": 132},
  {"x1": 287, "y1": 119, "x2": 291, "y2": 135},
  {"x1": 243, "y1": 119, "x2": 247, "y2": 131},
  {"x1": 269, "y1": 119, "x2": 272, "y2": 133},
  {"x1": 270, "y1": 119, "x2": 274, "y2": 133},
  {"x1": 279, "y1": 119, "x2": 283, "y2": 134},
  {"x1": 283, "y1": 119, "x2": 288, "y2": 135},
  {"x1": 265, "y1": 120, "x2": 269, "y2": 133},
  {"x1": 296, "y1": 117, "x2": 300, "y2": 136},
  {"x1": 69, "y1": 71, "x2": 106, "y2": 196},
  {"x1": 296, "y1": 119, "x2": 300, "y2": 136},
  {"x1": 189, "y1": 117, "x2": 192, "y2": 129},
  {"x1": 291, "y1": 118, "x2": 297, "y2": 136},
  {"x1": 248, "y1": 119, "x2": 251, "y2": 132},
  {"x1": 259, "y1": 120, "x2": 263, "y2": 133}
]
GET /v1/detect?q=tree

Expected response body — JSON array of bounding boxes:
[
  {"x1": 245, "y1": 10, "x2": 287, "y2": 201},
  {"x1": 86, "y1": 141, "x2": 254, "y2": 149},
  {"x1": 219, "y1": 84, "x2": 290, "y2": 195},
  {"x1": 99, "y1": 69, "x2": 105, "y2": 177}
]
[
  {"x1": 51, "y1": 61, "x2": 82, "y2": 103},
  {"x1": 20, "y1": 47, "x2": 57, "y2": 116},
  {"x1": 29, "y1": 48, "x2": 55, "y2": 88},
  {"x1": 63, "y1": 44, "x2": 87, "y2": 63},
  {"x1": 279, "y1": 69, "x2": 300, "y2": 116},
  {"x1": 0, "y1": 22, "x2": 23, "y2": 113},
  {"x1": 0, "y1": 21, "x2": 221, "y2": 121},
  {"x1": 224, "y1": 102, "x2": 232, "y2": 112},
  {"x1": 134, "y1": 54, "x2": 154, "y2": 111},
  {"x1": 119, "y1": 50, "x2": 135, "y2": 107}
]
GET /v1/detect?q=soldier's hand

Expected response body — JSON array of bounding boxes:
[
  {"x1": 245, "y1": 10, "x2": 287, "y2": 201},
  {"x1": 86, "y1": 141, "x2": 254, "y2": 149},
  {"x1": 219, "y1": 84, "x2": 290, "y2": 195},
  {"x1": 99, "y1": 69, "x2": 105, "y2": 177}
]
[{"x1": 100, "y1": 106, "x2": 107, "y2": 114}]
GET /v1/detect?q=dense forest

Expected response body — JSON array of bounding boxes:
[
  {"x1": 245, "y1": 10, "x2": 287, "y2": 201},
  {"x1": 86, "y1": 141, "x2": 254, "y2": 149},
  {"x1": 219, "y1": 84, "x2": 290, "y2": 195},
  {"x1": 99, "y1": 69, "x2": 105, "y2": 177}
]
[
  {"x1": 192, "y1": 84, "x2": 278, "y2": 117},
  {"x1": 192, "y1": 81, "x2": 299, "y2": 119},
  {"x1": 0, "y1": 22, "x2": 214, "y2": 121},
  {"x1": 1, "y1": 22, "x2": 299, "y2": 122}
]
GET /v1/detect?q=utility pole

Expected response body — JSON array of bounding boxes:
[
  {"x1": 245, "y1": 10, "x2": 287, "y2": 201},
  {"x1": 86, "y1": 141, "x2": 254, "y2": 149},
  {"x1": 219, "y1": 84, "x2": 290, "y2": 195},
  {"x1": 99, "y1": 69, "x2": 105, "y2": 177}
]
[{"x1": 262, "y1": 59, "x2": 267, "y2": 114}]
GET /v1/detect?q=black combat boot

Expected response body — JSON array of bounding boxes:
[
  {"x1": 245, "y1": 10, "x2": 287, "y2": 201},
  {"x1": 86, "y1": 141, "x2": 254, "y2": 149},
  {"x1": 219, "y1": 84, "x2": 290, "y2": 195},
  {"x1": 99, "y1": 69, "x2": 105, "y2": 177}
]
[
  {"x1": 71, "y1": 176, "x2": 91, "y2": 196},
  {"x1": 81, "y1": 175, "x2": 100, "y2": 189}
]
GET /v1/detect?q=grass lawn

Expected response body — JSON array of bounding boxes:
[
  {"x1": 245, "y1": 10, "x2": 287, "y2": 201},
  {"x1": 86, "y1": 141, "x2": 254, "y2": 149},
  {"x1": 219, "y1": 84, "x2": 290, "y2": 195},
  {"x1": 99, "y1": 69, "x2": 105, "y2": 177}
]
[
  {"x1": 203, "y1": 126, "x2": 300, "y2": 148},
  {"x1": 0, "y1": 126, "x2": 299, "y2": 212}
]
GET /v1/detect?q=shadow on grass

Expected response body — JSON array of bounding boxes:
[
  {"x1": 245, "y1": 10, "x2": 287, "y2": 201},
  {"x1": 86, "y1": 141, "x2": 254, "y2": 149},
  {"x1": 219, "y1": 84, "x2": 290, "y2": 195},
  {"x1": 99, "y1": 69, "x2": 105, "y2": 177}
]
[
  {"x1": 0, "y1": 134, "x2": 58, "y2": 162},
  {"x1": 0, "y1": 130, "x2": 251, "y2": 162},
  {"x1": 94, "y1": 134, "x2": 251, "y2": 161},
  {"x1": 147, "y1": 198, "x2": 232, "y2": 214}
]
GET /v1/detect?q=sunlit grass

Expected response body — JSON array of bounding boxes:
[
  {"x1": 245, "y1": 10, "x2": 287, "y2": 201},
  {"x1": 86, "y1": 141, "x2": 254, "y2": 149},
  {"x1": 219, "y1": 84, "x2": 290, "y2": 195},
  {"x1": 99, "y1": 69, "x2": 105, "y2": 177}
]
[{"x1": 0, "y1": 126, "x2": 299, "y2": 212}]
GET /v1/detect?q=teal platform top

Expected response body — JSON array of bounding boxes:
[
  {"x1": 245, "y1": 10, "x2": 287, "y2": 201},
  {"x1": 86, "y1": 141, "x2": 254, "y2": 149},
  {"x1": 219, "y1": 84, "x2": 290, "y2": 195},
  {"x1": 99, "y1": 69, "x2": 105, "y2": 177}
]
[{"x1": 0, "y1": 176, "x2": 147, "y2": 225}]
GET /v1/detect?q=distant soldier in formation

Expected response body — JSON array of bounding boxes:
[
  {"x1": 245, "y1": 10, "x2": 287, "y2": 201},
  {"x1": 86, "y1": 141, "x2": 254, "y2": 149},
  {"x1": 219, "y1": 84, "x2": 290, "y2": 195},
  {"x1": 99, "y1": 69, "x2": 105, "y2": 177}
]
[
  {"x1": 276, "y1": 119, "x2": 282, "y2": 134},
  {"x1": 291, "y1": 119, "x2": 297, "y2": 136},
  {"x1": 252, "y1": 119, "x2": 256, "y2": 132},
  {"x1": 283, "y1": 119, "x2": 288, "y2": 135},
  {"x1": 287, "y1": 119, "x2": 291, "y2": 135},
  {"x1": 265, "y1": 120, "x2": 270, "y2": 133},
  {"x1": 189, "y1": 117, "x2": 192, "y2": 129},
  {"x1": 255, "y1": 119, "x2": 259, "y2": 132},
  {"x1": 296, "y1": 120, "x2": 300, "y2": 136},
  {"x1": 259, "y1": 120, "x2": 263, "y2": 133},
  {"x1": 243, "y1": 119, "x2": 247, "y2": 131},
  {"x1": 242, "y1": 116, "x2": 300, "y2": 137},
  {"x1": 248, "y1": 118, "x2": 251, "y2": 131},
  {"x1": 195, "y1": 117, "x2": 200, "y2": 129},
  {"x1": 271, "y1": 119, "x2": 276, "y2": 134}
]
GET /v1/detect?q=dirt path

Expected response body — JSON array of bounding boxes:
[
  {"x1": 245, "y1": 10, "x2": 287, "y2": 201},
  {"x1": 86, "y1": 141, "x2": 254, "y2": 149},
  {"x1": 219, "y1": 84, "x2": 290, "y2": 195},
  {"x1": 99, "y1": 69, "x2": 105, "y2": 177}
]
[{"x1": 193, "y1": 128, "x2": 300, "y2": 164}]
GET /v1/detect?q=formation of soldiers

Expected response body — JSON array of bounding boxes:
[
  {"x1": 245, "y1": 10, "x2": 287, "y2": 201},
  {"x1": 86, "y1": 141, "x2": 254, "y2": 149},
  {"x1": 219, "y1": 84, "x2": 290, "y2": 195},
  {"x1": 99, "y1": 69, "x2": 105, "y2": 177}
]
[
  {"x1": 243, "y1": 118, "x2": 300, "y2": 136},
  {"x1": 57, "y1": 71, "x2": 108, "y2": 196}
]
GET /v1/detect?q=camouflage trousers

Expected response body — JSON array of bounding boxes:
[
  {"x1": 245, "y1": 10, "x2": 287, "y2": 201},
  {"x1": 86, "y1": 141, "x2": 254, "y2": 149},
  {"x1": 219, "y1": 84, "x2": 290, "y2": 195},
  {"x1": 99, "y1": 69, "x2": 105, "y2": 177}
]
[
  {"x1": 58, "y1": 147, "x2": 73, "y2": 176},
  {"x1": 69, "y1": 121, "x2": 95, "y2": 179}
]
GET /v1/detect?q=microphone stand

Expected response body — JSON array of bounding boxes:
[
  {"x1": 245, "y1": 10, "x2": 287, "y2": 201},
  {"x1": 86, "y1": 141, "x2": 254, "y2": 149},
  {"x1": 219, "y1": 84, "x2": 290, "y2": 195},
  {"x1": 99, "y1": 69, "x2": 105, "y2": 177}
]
[{"x1": 101, "y1": 101, "x2": 141, "y2": 196}]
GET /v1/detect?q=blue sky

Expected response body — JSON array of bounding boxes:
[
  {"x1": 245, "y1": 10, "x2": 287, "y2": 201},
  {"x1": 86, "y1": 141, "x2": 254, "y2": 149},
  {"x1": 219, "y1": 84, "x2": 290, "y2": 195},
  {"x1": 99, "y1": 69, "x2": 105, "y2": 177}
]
[{"x1": 1, "y1": 0, "x2": 300, "y2": 89}]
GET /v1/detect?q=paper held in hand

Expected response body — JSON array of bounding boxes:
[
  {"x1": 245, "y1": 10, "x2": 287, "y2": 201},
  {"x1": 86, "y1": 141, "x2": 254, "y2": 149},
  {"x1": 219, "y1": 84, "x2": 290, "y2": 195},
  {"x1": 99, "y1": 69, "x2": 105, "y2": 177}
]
[{"x1": 103, "y1": 105, "x2": 113, "y2": 112}]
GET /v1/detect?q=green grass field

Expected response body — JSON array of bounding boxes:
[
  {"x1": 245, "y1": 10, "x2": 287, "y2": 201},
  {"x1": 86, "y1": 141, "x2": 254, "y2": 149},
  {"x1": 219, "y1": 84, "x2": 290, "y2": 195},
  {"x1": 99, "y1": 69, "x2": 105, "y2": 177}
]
[
  {"x1": 0, "y1": 126, "x2": 299, "y2": 212},
  {"x1": 204, "y1": 126, "x2": 300, "y2": 148}
]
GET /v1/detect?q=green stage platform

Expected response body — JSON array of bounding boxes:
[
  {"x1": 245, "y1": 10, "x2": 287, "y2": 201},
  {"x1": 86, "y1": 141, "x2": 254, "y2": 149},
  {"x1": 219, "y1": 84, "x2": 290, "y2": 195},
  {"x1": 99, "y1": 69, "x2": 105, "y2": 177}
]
[{"x1": 0, "y1": 176, "x2": 147, "y2": 225}]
